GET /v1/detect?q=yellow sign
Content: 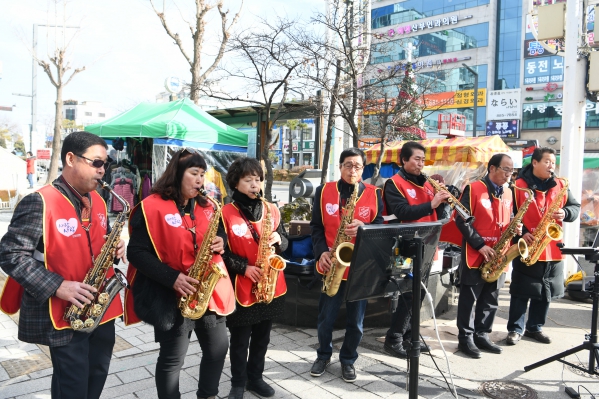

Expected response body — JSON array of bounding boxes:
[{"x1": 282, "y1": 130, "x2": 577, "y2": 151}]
[{"x1": 422, "y1": 89, "x2": 487, "y2": 110}]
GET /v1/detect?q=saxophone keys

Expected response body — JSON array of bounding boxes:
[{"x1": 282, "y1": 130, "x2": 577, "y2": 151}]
[
  {"x1": 188, "y1": 300, "x2": 198, "y2": 310},
  {"x1": 71, "y1": 319, "x2": 84, "y2": 330},
  {"x1": 84, "y1": 318, "x2": 95, "y2": 328},
  {"x1": 91, "y1": 304, "x2": 103, "y2": 317},
  {"x1": 97, "y1": 292, "x2": 110, "y2": 305}
]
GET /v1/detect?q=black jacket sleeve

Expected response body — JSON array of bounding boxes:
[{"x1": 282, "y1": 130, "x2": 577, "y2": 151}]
[
  {"x1": 455, "y1": 185, "x2": 486, "y2": 251},
  {"x1": 383, "y1": 179, "x2": 435, "y2": 221},
  {"x1": 127, "y1": 209, "x2": 181, "y2": 289},
  {"x1": 372, "y1": 188, "x2": 384, "y2": 225},
  {"x1": 563, "y1": 188, "x2": 581, "y2": 222},
  {"x1": 310, "y1": 185, "x2": 329, "y2": 261}
]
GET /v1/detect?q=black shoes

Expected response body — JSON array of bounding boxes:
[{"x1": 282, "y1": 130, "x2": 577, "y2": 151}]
[
  {"x1": 246, "y1": 379, "x2": 275, "y2": 398},
  {"x1": 473, "y1": 334, "x2": 502, "y2": 354},
  {"x1": 506, "y1": 332, "x2": 521, "y2": 345},
  {"x1": 458, "y1": 340, "x2": 482, "y2": 359},
  {"x1": 228, "y1": 386, "x2": 244, "y2": 399},
  {"x1": 384, "y1": 341, "x2": 408, "y2": 358},
  {"x1": 341, "y1": 364, "x2": 357, "y2": 382},
  {"x1": 404, "y1": 340, "x2": 431, "y2": 353},
  {"x1": 524, "y1": 330, "x2": 552, "y2": 344},
  {"x1": 310, "y1": 358, "x2": 330, "y2": 377}
]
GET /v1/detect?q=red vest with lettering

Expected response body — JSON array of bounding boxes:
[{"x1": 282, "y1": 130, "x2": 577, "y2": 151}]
[
  {"x1": 316, "y1": 182, "x2": 379, "y2": 279},
  {"x1": 387, "y1": 174, "x2": 437, "y2": 223},
  {"x1": 0, "y1": 186, "x2": 122, "y2": 329},
  {"x1": 221, "y1": 202, "x2": 287, "y2": 307},
  {"x1": 515, "y1": 178, "x2": 567, "y2": 261},
  {"x1": 464, "y1": 181, "x2": 512, "y2": 269},
  {"x1": 124, "y1": 194, "x2": 235, "y2": 325}
]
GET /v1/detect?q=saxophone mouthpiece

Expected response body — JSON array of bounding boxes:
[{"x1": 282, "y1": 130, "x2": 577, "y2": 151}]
[{"x1": 199, "y1": 188, "x2": 208, "y2": 196}]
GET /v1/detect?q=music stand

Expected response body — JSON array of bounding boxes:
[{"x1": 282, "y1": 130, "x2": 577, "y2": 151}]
[
  {"x1": 345, "y1": 222, "x2": 443, "y2": 399},
  {"x1": 524, "y1": 229, "x2": 599, "y2": 374}
]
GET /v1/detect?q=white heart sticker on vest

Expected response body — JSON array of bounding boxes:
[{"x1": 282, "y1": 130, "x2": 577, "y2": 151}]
[
  {"x1": 325, "y1": 203, "x2": 339, "y2": 215},
  {"x1": 232, "y1": 223, "x2": 248, "y2": 237},
  {"x1": 56, "y1": 218, "x2": 78, "y2": 237},
  {"x1": 407, "y1": 189, "x2": 417, "y2": 199},
  {"x1": 481, "y1": 199, "x2": 492, "y2": 209},
  {"x1": 164, "y1": 213, "x2": 182, "y2": 228}
]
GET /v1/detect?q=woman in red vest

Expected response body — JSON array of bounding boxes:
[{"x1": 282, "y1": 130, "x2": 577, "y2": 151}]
[
  {"x1": 126, "y1": 148, "x2": 235, "y2": 399},
  {"x1": 221, "y1": 157, "x2": 288, "y2": 399}
]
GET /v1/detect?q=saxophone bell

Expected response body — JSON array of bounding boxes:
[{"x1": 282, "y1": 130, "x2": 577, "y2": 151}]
[{"x1": 335, "y1": 242, "x2": 354, "y2": 267}]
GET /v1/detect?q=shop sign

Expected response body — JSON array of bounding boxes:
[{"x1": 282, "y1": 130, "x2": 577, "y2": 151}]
[
  {"x1": 374, "y1": 15, "x2": 473, "y2": 39},
  {"x1": 523, "y1": 101, "x2": 599, "y2": 115},
  {"x1": 303, "y1": 141, "x2": 315, "y2": 150},
  {"x1": 524, "y1": 56, "x2": 563, "y2": 84},
  {"x1": 414, "y1": 56, "x2": 471, "y2": 70},
  {"x1": 36, "y1": 149, "x2": 51, "y2": 160},
  {"x1": 358, "y1": 138, "x2": 381, "y2": 149},
  {"x1": 523, "y1": 39, "x2": 563, "y2": 58},
  {"x1": 485, "y1": 120, "x2": 520, "y2": 139},
  {"x1": 487, "y1": 89, "x2": 521, "y2": 120},
  {"x1": 421, "y1": 89, "x2": 486, "y2": 110}
]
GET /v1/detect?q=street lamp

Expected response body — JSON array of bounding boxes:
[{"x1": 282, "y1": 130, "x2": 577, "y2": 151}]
[{"x1": 462, "y1": 63, "x2": 478, "y2": 137}]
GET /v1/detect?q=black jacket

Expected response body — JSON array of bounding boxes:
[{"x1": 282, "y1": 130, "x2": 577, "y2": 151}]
[{"x1": 509, "y1": 165, "x2": 581, "y2": 301}]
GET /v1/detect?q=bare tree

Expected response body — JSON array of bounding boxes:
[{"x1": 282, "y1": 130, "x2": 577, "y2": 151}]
[
  {"x1": 201, "y1": 18, "x2": 311, "y2": 200},
  {"x1": 150, "y1": 0, "x2": 243, "y2": 104},
  {"x1": 37, "y1": 35, "x2": 85, "y2": 183}
]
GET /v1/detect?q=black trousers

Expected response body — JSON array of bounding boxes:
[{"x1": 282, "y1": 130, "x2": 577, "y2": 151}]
[
  {"x1": 228, "y1": 319, "x2": 272, "y2": 388},
  {"x1": 385, "y1": 291, "x2": 424, "y2": 343},
  {"x1": 456, "y1": 280, "x2": 502, "y2": 342},
  {"x1": 49, "y1": 320, "x2": 115, "y2": 399},
  {"x1": 156, "y1": 319, "x2": 228, "y2": 399}
]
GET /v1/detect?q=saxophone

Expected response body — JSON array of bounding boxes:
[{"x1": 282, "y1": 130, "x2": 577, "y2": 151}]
[
  {"x1": 480, "y1": 184, "x2": 534, "y2": 283},
  {"x1": 179, "y1": 189, "x2": 228, "y2": 319},
  {"x1": 64, "y1": 180, "x2": 129, "y2": 333},
  {"x1": 521, "y1": 176, "x2": 568, "y2": 266},
  {"x1": 322, "y1": 180, "x2": 359, "y2": 297},
  {"x1": 253, "y1": 193, "x2": 286, "y2": 304},
  {"x1": 423, "y1": 173, "x2": 474, "y2": 223}
]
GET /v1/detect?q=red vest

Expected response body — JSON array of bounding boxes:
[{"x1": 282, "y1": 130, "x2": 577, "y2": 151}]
[
  {"x1": 221, "y1": 202, "x2": 287, "y2": 307},
  {"x1": 515, "y1": 178, "x2": 567, "y2": 261},
  {"x1": 316, "y1": 182, "x2": 379, "y2": 278},
  {"x1": 386, "y1": 174, "x2": 437, "y2": 223},
  {"x1": 0, "y1": 186, "x2": 122, "y2": 329},
  {"x1": 464, "y1": 181, "x2": 512, "y2": 269},
  {"x1": 124, "y1": 194, "x2": 235, "y2": 325}
]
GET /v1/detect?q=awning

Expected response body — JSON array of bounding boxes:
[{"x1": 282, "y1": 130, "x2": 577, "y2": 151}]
[
  {"x1": 364, "y1": 135, "x2": 512, "y2": 165},
  {"x1": 522, "y1": 155, "x2": 599, "y2": 169}
]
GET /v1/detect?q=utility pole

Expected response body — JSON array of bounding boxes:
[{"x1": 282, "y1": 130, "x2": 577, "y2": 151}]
[
  {"x1": 559, "y1": 0, "x2": 586, "y2": 276},
  {"x1": 462, "y1": 63, "x2": 478, "y2": 137}
]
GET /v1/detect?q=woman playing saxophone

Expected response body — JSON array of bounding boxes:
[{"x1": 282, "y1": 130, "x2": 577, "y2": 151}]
[{"x1": 126, "y1": 148, "x2": 235, "y2": 399}]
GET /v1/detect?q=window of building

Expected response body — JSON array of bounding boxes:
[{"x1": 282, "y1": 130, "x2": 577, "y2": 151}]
[
  {"x1": 65, "y1": 109, "x2": 75, "y2": 120},
  {"x1": 302, "y1": 128, "x2": 312, "y2": 141},
  {"x1": 521, "y1": 101, "x2": 599, "y2": 130},
  {"x1": 495, "y1": 0, "x2": 522, "y2": 89},
  {"x1": 370, "y1": 23, "x2": 489, "y2": 65},
  {"x1": 424, "y1": 106, "x2": 487, "y2": 135},
  {"x1": 85, "y1": 112, "x2": 92, "y2": 116},
  {"x1": 98, "y1": 113, "x2": 105, "y2": 117},
  {"x1": 372, "y1": 0, "x2": 490, "y2": 29}
]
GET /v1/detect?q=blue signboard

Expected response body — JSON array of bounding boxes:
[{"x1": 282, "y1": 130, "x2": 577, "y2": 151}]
[
  {"x1": 524, "y1": 56, "x2": 563, "y2": 84},
  {"x1": 485, "y1": 120, "x2": 520, "y2": 139}
]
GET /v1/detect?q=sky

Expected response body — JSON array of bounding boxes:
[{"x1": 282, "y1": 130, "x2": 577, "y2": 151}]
[{"x1": 0, "y1": 0, "x2": 324, "y2": 140}]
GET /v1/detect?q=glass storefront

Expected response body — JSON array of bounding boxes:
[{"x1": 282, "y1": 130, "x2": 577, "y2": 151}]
[
  {"x1": 371, "y1": 23, "x2": 490, "y2": 64},
  {"x1": 521, "y1": 101, "x2": 599, "y2": 130}
]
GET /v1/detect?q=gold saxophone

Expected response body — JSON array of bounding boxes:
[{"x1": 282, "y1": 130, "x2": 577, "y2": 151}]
[
  {"x1": 423, "y1": 173, "x2": 474, "y2": 223},
  {"x1": 253, "y1": 194, "x2": 286, "y2": 304},
  {"x1": 179, "y1": 189, "x2": 228, "y2": 320},
  {"x1": 322, "y1": 180, "x2": 359, "y2": 297},
  {"x1": 480, "y1": 184, "x2": 534, "y2": 283},
  {"x1": 64, "y1": 180, "x2": 129, "y2": 333},
  {"x1": 521, "y1": 176, "x2": 568, "y2": 266}
]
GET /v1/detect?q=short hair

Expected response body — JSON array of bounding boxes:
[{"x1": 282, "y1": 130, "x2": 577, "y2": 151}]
[
  {"x1": 226, "y1": 157, "x2": 264, "y2": 190},
  {"x1": 339, "y1": 147, "x2": 366, "y2": 165},
  {"x1": 400, "y1": 141, "x2": 426, "y2": 166},
  {"x1": 27, "y1": 151, "x2": 32, "y2": 156},
  {"x1": 487, "y1": 153, "x2": 511, "y2": 172},
  {"x1": 531, "y1": 147, "x2": 556, "y2": 163},
  {"x1": 61, "y1": 131, "x2": 108, "y2": 164},
  {"x1": 152, "y1": 149, "x2": 208, "y2": 206}
]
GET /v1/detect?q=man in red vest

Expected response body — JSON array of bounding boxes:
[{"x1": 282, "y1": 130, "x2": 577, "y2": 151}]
[
  {"x1": 455, "y1": 153, "x2": 516, "y2": 358},
  {"x1": 506, "y1": 147, "x2": 580, "y2": 346},
  {"x1": 26, "y1": 151, "x2": 36, "y2": 188},
  {"x1": 309, "y1": 147, "x2": 383, "y2": 383},
  {"x1": 0, "y1": 131, "x2": 126, "y2": 399},
  {"x1": 382, "y1": 141, "x2": 451, "y2": 358}
]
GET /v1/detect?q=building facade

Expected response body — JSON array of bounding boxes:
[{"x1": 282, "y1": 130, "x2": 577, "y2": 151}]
[{"x1": 62, "y1": 100, "x2": 115, "y2": 127}]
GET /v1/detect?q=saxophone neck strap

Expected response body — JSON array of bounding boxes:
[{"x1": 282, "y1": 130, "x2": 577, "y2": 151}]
[{"x1": 236, "y1": 203, "x2": 261, "y2": 245}]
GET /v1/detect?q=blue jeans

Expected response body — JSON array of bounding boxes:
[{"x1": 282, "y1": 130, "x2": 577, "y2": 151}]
[
  {"x1": 316, "y1": 281, "x2": 367, "y2": 365},
  {"x1": 507, "y1": 296, "x2": 550, "y2": 334},
  {"x1": 27, "y1": 173, "x2": 34, "y2": 188}
]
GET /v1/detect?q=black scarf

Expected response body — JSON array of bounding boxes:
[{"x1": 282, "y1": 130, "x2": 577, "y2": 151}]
[{"x1": 232, "y1": 190, "x2": 262, "y2": 222}]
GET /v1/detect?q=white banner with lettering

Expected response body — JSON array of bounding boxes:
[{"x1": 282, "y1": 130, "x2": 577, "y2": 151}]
[{"x1": 487, "y1": 89, "x2": 522, "y2": 120}]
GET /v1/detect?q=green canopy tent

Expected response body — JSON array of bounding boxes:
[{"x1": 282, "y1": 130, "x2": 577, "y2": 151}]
[
  {"x1": 522, "y1": 155, "x2": 599, "y2": 169},
  {"x1": 86, "y1": 98, "x2": 248, "y2": 184}
]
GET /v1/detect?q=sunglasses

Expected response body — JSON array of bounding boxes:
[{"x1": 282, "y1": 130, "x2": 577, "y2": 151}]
[{"x1": 77, "y1": 154, "x2": 108, "y2": 169}]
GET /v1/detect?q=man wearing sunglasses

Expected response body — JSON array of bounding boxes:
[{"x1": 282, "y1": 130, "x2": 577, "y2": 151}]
[{"x1": 0, "y1": 131, "x2": 126, "y2": 399}]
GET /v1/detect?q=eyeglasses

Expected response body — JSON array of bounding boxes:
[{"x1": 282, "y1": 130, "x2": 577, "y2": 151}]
[
  {"x1": 341, "y1": 162, "x2": 364, "y2": 171},
  {"x1": 77, "y1": 155, "x2": 108, "y2": 169},
  {"x1": 496, "y1": 166, "x2": 514, "y2": 175}
]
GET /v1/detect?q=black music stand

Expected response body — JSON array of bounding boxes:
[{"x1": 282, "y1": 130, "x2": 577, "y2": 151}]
[
  {"x1": 345, "y1": 222, "x2": 443, "y2": 399},
  {"x1": 524, "y1": 229, "x2": 599, "y2": 374}
]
